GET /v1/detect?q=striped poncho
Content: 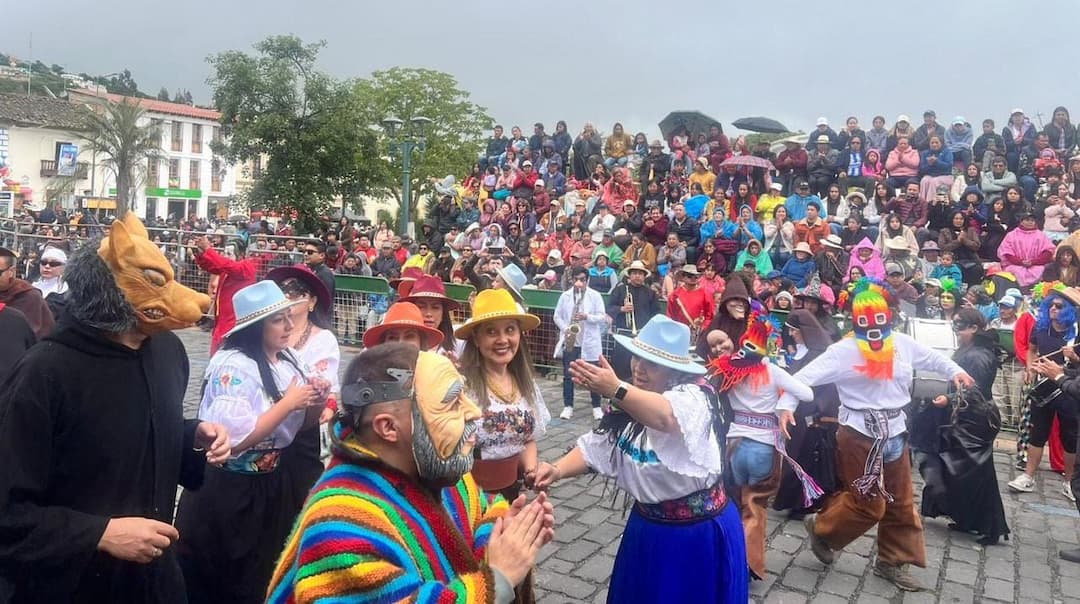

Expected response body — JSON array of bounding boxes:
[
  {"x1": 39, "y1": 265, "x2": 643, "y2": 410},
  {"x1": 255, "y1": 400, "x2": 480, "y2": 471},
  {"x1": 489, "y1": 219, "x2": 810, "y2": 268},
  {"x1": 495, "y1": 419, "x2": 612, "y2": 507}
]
[{"x1": 266, "y1": 441, "x2": 508, "y2": 603}]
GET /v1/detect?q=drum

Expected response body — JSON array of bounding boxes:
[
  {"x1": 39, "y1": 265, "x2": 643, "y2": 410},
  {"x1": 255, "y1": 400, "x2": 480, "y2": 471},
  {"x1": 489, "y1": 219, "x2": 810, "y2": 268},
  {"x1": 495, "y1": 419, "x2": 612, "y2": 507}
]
[
  {"x1": 1027, "y1": 376, "x2": 1064, "y2": 409},
  {"x1": 907, "y1": 318, "x2": 957, "y2": 402}
]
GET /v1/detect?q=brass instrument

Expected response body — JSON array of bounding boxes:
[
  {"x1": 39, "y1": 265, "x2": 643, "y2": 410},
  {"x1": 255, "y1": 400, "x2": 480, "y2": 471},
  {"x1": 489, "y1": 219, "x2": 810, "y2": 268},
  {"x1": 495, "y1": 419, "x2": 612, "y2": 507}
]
[
  {"x1": 625, "y1": 286, "x2": 637, "y2": 335},
  {"x1": 564, "y1": 290, "x2": 585, "y2": 350}
]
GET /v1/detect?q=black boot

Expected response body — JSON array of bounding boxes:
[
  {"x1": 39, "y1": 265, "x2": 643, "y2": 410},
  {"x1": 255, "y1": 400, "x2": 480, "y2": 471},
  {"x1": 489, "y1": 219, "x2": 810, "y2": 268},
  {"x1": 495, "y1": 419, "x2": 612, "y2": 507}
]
[{"x1": 1060, "y1": 548, "x2": 1080, "y2": 563}]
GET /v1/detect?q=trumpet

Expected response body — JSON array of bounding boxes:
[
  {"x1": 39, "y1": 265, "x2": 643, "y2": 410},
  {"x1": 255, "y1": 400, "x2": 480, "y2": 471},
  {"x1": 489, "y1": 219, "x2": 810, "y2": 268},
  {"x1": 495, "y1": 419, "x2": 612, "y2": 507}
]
[{"x1": 625, "y1": 287, "x2": 637, "y2": 336}]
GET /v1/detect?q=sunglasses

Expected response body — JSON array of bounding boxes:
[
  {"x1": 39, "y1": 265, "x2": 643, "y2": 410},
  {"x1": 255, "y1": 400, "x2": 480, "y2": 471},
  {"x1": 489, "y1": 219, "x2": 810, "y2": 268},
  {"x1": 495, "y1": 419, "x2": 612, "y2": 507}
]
[
  {"x1": 1051, "y1": 302, "x2": 1066, "y2": 310},
  {"x1": 303, "y1": 249, "x2": 319, "y2": 255},
  {"x1": 40, "y1": 260, "x2": 64, "y2": 267}
]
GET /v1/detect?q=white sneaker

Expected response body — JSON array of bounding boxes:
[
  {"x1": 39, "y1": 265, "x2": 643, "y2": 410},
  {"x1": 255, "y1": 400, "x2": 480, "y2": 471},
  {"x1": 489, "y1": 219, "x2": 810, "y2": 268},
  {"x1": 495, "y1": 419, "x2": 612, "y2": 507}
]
[
  {"x1": 1008, "y1": 473, "x2": 1036, "y2": 493},
  {"x1": 1065, "y1": 481, "x2": 1076, "y2": 502},
  {"x1": 559, "y1": 407, "x2": 573, "y2": 420},
  {"x1": 592, "y1": 407, "x2": 604, "y2": 421}
]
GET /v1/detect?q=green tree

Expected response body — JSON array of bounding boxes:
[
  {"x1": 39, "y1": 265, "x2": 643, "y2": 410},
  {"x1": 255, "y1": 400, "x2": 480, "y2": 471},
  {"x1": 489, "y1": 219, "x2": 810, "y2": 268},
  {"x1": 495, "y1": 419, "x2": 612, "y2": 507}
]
[
  {"x1": 208, "y1": 35, "x2": 382, "y2": 232},
  {"x1": 50, "y1": 63, "x2": 65, "y2": 75},
  {"x1": 353, "y1": 67, "x2": 492, "y2": 228},
  {"x1": 156, "y1": 87, "x2": 171, "y2": 101},
  {"x1": 78, "y1": 100, "x2": 163, "y2": 216}
]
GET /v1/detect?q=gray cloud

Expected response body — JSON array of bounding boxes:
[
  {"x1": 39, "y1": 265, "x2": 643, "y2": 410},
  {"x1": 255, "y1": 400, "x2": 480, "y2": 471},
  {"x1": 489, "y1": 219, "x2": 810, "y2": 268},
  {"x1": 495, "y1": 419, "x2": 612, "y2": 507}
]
[{"x1": 15, "y1": 0, "x2": 1080, "y2": 140}]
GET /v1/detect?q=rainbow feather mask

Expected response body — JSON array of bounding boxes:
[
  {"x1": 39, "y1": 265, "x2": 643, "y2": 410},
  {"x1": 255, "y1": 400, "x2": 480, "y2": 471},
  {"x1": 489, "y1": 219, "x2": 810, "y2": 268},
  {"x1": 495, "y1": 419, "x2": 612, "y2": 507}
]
[{"x1": 709, "y1": 311, "x2": 775, "y2": 392}]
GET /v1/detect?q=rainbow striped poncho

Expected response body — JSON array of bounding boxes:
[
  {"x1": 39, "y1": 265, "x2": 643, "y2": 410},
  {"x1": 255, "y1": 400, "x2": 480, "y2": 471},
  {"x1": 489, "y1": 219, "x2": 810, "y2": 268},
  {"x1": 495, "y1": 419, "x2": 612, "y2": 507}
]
[{"x1": 266, "y1": 441, "x2": 508, "y2": 603}]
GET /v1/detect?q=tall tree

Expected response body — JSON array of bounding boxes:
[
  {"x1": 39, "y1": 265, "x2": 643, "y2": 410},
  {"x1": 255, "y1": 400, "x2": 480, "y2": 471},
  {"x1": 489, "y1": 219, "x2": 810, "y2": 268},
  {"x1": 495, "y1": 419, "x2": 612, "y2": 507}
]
[
  {"x1": 77, "y1": 100, "x2": 163, "y2": 216},
  {"x1": 209, "y1": 35, "x2": 382, "y2": 231},
  {"x1": 354, "y1": 68, "x2": 492, "y2": 226},
  {"x1": 156, "y1": 87, "x2": 171, "y2": 101}
]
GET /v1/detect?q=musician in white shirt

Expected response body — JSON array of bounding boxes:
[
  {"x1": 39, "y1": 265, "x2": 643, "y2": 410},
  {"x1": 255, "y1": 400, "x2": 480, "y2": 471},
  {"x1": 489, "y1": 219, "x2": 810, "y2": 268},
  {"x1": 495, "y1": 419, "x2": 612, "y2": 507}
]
[
  {"x1": 778, "y1": 278, "x2": 972, "y2": 592},
  {"x1": 553, "y1": 266, "x2": 608, "y2": 420}
]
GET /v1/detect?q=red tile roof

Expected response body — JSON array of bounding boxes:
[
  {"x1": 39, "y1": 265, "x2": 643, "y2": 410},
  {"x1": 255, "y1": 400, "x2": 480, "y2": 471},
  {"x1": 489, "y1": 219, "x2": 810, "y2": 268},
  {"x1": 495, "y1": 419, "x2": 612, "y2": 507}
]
[{"x1": 102, "y1": 93, "x2": 221, "y2": 121}]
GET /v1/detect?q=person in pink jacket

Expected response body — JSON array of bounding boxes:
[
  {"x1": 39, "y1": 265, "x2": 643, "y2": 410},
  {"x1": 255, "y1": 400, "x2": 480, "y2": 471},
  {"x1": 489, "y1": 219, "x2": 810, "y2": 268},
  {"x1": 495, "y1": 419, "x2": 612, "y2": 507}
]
[
  {"x1": 861, "y1": 148, "x2": 886, "y2": 184},
  {"x1": 884, "y1": 137, "x2": 920, "y2": 191},
  {"x1": 998, "y1": 212, "x2": 1056, "y2": 286}
]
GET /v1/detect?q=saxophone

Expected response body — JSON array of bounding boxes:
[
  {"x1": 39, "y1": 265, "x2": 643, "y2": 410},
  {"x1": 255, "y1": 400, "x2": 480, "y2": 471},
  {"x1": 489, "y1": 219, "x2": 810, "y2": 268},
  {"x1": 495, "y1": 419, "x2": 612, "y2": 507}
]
[{"x1": 564, "y1": 289, "x2": 585, "y2": 350}]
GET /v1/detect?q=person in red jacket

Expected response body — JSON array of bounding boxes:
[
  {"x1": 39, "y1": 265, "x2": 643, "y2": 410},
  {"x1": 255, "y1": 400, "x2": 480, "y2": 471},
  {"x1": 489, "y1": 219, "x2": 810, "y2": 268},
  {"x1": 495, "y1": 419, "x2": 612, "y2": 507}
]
[
  {"x1": 667, "y1": 264, "x2": 714, "y2": 343},
  {"x1": 192, "y1": 235, "x2": 257, "y2": 353}
]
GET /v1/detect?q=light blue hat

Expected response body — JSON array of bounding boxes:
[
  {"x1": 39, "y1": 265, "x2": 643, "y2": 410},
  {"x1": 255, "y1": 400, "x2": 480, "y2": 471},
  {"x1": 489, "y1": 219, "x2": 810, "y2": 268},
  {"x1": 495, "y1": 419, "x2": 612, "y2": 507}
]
[
  {"x1": 613, "y1": 315, "x2": 706, "y2": 375},
  {"x1": 224, "y1": 280, "x2": 304, "y2": 338},
  {"x1": 496, "y1": 263, "x2": 528, "y2": 303}
]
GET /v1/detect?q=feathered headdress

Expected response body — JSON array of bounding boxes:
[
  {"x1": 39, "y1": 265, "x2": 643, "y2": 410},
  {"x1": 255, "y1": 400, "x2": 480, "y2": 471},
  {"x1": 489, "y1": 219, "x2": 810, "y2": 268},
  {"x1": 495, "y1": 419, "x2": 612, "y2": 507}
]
[
  {"x1": 841, "y1": 277, "x2": 896, "y2": 381},
  {"x1": 709, "y1": 311, "x2": 775, "y2": 392}
]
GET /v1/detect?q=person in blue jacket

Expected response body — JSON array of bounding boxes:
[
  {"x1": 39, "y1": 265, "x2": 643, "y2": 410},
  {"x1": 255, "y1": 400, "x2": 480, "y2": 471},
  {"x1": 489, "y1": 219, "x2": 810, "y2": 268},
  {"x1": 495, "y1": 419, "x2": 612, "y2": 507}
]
[
  {"x1": 918, "y1": 136, "x2": 954, "y2": 204},
  {"x1": 780, "y1": 241, "x2": 817, "y2": 288},
  {"x1": 683, "y1": 183, "x2": 710, "y2": 221},
  {"x1": 784, "y1": 180, "x2": 824, "y2": 221},
  {"x1": 699, "y1": 208, "x2": 727, "y2": 242},
  {"x1": 724, "y1": 204, "x2": 764, "y2": 249}
]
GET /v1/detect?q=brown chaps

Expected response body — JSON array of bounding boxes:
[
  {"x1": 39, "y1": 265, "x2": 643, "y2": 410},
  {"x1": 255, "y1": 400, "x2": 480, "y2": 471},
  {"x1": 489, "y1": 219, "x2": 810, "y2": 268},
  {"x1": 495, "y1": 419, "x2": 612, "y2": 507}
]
[
  {"x1": 813, "y1": 426, "x2": 926, "y2": 567},
  {"x1": 727, "y1": 438, "x2": 783, "y2": 578}
]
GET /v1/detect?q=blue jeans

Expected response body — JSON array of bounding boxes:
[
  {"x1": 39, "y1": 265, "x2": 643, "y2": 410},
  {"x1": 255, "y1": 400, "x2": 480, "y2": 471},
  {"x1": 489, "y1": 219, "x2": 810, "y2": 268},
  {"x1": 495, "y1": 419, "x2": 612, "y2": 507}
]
[
  {"x1": 728, "y1": 439, "x2": 776, "y2": 486},
  {"x1": 882, "y1": 433, "x2": 907, "y2": 464},
  {"x1": 562, "y1": 346, "x2": 601, "y2": 408},
  {"x1": 1019, "y1": 175, "x2": 1038, "y2": 202},
  {"x1": 604, "y1": 156, "x2": 629, "y2": 170},
  {"x1": 829, "y1": 223, "x2": 843, "y2": 236}
]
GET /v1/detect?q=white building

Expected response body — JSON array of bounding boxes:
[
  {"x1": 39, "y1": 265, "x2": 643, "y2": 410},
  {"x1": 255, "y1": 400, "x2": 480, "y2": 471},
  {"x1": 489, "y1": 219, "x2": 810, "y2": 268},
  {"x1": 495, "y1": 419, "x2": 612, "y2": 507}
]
[
  {"x1": 0, "y1": 93, "x2": 110, "y2": 212},
  {"x1": 69, "y1": 89, "x2": 238, "y2": 221}
]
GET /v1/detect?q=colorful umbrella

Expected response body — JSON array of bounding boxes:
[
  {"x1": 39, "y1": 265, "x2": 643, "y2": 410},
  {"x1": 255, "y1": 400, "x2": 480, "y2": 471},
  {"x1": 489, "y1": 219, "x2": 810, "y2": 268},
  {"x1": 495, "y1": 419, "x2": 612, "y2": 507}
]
[{"x1": 719, "y1": 155, "x2": 775, "y2": 171}]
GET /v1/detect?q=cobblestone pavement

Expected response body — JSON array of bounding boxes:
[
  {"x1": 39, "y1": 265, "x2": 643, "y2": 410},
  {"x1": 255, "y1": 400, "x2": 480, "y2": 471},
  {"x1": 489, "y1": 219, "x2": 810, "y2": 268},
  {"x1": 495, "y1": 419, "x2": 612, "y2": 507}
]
[{"x1": 177, "y1": 328, "x2": 1078, "y2": 603}]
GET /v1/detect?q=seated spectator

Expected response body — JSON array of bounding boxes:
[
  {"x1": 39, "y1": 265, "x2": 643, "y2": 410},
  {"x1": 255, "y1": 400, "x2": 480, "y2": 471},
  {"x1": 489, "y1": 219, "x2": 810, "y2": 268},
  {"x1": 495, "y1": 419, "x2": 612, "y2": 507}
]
[
  {"x1": 974, "y1": 119, "x2": 1006, "y2": 167},
  {"x1": 950, "y1": 163, "x2": 983, "y2": 202},
  {"x1": 714, "y1": 163, "x2": 748, "y2": 199},
  {"x1": 763, "y1": 205, "x2": 795, "y2": 268},
  {"x1": 836, "y1": 136, "x2": 868, "y2": 192},
  {"x1": 930, "y1": 250, "x2": 963, "y2": 283},
  {"x1": 804, "y1": 117, "x2": 839, "y2": 150},
  {"x1": 602, "y1": 167, "x2": 638, "y2": 209},
  {"x1": 840, "y1": 215, "x2": 871, "y2": 252},
  {"x1": 793, "y1": 201, "x2": 829, "y2": 254},
  {"x1": 997, "y1": 212, "x2": 1055, "y2": 286},
  {"x1": 938, "y1": 210, "x2": 983, "y2": 284},
  {"x1": 885, "y1": 262, "x2": 920, "y2": 303},
  {"x1": 729, "y1": 183, "x2": 757, "y2": 216},
  {"x1": 919, "y1": 135, "x2": 955, "y2": 203},
  {"x1": 689, "y1": 157, "x2": 717, "y2": 197},
  {"x1": 865, "y1": 115, "x2": 889, "y2": 151},
  {"x1": 860, "y1": 147, "x2": 886, "y2": 188},
  {"x1": 945, "y1": 117, "x2": 974, "y2": 167},
  {"x1": 683, "y1": 183, "x2": 711, "y2": 222},
  {"x1": 784, "y1": 179, "x2": 823, "y2": 221},
  {"x1": 641, "y1": 206, "x2": 669, "y2": 247},
  {"x1": 848, "y1": 237, "x2": 886, "y2": 281},
  {"x1": 667, "y1": 202, "x2": 701, "y2": 261},
  {"x1": 955, "y1": 186, "x2": 988, "y2": 226},
  {"x1": 883, "y1": 235, "x2": 920, "y2": 278},
  {"x1": 656, "y1": 232, "x2": 687, "y2": 277},
  {"x1": 603, "y1": 123, "x2": 633, "y2": 170},
  {"x1": 1018, "y1": 132, "x2": 1052, "y2": 201},
  {"x1": 815, "y1": 234, "x2": 849, "y2": 291},
  {"x1": 1043, "y1": 193, "x2": 1076, "y2": 242},
  {"x1": 728, "y1": 204, "x2": 764, "y2": 249},
  {"x1": 623, "y1": 231, "x2": 658, "y2": 274},
  {"x1": 885, "y1": 136, "x2": 920, "y2": 191},
  {"x1": 885, "y1": 115, "x2": 916, "y2": 155},
  {"x1": 588, "y1": 203, "x2": 616, "y2": 236},
  {"x1": 371, "y1": 242, "x2": 402, "y2": 279},
  {"x1": 1044, "y1": 106, "x2": 1076, "y2": 157},
  {"x1": 735, "y1": 238, "x2": 773, "y2": 277},
  {"x1": 775, "y1": 139, "x2": 808, "y2": 194},
  {"x1": 779, "y1": 242, "x2": 815, "y2": 287},
  {"x1": 1041, "y1": 243, "x2": 1080, "y2": 286},
  {"x1": 913, "y1": 110, "x2": 947, "y2": 152},
  {"x1": 593, "y1": 229, "x2": 624, "y2": 268},
  {"x1": 836, "y1": 116, "x2": 867, "y2": 151},
  {"x1": 885, "y1": 181, "x2": 929, "y2": 232},
  {"x1": 756, "y1": 182, "x2": 787, "y2": 221},
  {"x1": 699, "y1": 208, "x2": 728, "y2": 243},
  {"x1": 980, "y1": 155, "x2": 1018, "y2": 201},
  {"x1": 587, "y1": 251, "x2": 619, "y2": 293},
  {"x1": 1003, "y1": 109, "x2": 1037, "y2": 173},
  {"x1": 807, "y1": 135, "x2": 839, "y2": 196},
  {"x1": 980, "y1": 196, "x2": 1011, "y2": 261},
  {"x1": 820, "y1": 184, "x2": 848, "y2": 236}
]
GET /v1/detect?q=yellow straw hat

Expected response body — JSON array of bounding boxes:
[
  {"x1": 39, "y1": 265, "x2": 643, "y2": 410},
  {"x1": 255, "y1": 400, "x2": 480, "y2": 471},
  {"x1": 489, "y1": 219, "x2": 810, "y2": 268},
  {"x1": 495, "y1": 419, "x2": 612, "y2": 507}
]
[{"x1": 453, "y1": 289, "x2": 540, "y2": 339}]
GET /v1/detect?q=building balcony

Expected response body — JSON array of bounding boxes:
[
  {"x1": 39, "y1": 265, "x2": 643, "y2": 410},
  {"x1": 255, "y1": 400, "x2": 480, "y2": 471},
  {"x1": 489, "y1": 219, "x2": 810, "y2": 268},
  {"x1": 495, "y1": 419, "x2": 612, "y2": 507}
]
[{"x1": 40, "y1": 159, "x2": 90, "y2": 179}]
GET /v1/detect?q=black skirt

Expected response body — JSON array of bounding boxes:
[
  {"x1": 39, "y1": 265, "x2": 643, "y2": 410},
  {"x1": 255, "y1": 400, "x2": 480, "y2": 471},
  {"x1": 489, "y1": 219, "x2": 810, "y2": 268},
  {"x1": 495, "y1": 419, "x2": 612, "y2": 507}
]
[{"x1": 175, "y1": 462, "x2": 305, "y2": 604}]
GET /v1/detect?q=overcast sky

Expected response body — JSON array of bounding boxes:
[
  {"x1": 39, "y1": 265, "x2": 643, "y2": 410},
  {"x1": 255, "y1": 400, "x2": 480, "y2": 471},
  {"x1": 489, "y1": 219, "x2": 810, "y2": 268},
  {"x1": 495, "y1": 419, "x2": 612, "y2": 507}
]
[{"x1": 15, "y1": 0, "x2": 1080, "y2": 140}]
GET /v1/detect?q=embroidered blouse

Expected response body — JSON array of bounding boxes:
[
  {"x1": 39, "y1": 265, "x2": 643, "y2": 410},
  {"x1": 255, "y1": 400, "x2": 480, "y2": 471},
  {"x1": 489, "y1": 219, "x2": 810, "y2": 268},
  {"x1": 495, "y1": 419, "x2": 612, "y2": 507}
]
[
  {"x1": 577, "y1": 384, "x2": 723, "y2": 504},
  {"x1": 470, "y1": 382, "x2": 550, "y2": 462}
]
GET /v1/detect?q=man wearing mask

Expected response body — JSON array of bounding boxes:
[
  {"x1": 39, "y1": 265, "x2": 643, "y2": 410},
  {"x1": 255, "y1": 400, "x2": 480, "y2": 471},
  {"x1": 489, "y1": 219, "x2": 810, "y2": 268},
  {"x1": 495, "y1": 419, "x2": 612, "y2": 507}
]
[{"x1": 266, "y1": 346, "x2": 554, "y2": 602}]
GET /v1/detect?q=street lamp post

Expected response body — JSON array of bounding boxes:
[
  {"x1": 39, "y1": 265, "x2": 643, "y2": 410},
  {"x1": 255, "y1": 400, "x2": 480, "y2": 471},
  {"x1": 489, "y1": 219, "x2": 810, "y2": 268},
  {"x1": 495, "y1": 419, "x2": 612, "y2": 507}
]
[{"x1": 381, "y1": 115, "x2": 432, "y2": 236}]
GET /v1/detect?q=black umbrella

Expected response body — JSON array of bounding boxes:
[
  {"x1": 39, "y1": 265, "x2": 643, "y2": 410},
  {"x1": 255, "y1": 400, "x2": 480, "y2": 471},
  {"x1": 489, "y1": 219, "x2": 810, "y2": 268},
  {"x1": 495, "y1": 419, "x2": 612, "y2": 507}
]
[
  {"x1": 732, "y1": 116, "x2": 790, "y2": 134},
  {"x1": 658, "y1": 111, "x2": 721, "y2": 140}
]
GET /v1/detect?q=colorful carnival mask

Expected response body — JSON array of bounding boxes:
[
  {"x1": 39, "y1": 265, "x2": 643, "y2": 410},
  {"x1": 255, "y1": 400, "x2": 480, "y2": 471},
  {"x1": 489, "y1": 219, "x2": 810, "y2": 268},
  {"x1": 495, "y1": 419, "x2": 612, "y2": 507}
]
[
  {"x1": 98, "y1": 213, "x2": 210, "y2": 334},
  {"x1": 710, "y1": 311, "x2": 774, "y2": 392},
  {"x1": 840, "y1": 277, "x2": 895, "y2": 380}
]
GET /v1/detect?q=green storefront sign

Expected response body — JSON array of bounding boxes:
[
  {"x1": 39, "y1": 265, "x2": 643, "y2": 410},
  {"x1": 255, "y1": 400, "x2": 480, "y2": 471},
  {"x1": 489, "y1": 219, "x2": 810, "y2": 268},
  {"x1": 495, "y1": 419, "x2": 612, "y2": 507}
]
[{"x1": 107, "y1": 187, "x2": 202, "y2": 199}]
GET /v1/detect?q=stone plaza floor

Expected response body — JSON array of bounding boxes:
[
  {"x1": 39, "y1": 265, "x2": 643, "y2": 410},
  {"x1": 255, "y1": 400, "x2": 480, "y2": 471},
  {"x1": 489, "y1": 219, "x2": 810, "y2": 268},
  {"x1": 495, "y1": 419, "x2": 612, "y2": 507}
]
[{"x1": 177, "y1": 328, "x2": 1079, "y2": 603}]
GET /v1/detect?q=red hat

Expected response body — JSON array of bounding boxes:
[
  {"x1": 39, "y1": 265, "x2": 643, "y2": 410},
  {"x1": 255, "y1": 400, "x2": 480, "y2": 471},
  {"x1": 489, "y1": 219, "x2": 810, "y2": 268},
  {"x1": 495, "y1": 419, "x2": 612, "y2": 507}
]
[
  {"x1": 400, "y1": 274, "x2": 460, "y2": 310},
  {"x1": 390, "y1": 266, "x2": 425, "y2": 296},
  {"x1": 362, "y1": 301, "x2": 445, "y2": 349}
]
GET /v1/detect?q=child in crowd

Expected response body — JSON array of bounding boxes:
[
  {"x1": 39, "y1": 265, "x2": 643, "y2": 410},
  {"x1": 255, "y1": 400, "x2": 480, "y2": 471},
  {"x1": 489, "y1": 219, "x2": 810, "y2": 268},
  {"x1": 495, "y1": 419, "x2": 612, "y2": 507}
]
[{"x1": 930, "y1": 250, "x2": 963, "y2": 283}]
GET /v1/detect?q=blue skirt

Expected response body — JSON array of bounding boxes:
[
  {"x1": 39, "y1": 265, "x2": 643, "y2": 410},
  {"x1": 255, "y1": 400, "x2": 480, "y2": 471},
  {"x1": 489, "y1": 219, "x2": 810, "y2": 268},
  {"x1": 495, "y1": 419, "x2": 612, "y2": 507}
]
[{"x1": 609, "y1": 502, "x2": 748, "y2": 603}]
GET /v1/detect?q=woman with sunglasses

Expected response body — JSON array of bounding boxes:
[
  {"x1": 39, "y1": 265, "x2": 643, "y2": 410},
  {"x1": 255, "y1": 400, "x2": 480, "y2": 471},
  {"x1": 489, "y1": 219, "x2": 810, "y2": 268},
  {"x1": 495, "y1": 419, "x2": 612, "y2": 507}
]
[
  {"x1": 176, "y1": 281, "x2": 328, "y2": 603},
  {"x1": 912, "y1": 308, "x2": 1009, "y2": 545},
  {"x1": 534, "y1": 315, "x2": 748, "y2": 602}
]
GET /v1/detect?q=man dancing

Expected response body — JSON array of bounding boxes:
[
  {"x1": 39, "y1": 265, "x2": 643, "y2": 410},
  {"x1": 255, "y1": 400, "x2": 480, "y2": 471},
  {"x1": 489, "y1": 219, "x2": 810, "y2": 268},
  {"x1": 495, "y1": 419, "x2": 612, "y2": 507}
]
[{"x1": 780, "y1": 278, "x2": 972, "y2": 591}]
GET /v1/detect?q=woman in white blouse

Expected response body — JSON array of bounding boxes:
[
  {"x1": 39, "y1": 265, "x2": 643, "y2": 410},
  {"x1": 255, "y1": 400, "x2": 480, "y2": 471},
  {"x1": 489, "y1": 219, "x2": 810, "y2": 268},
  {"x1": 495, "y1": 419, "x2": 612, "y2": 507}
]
[
  {"x1": 175, "y1": 281, "x2": 328, "y2": 603},
  {"x1": 268, "y1": 265, "x2": 341, "y2": 507},
  {"x1": 455, "y1": 288, "x2": 549, "y2": 501},
  {"x1": 535, "y1": 315, "x2": 748, "y2": 603}
]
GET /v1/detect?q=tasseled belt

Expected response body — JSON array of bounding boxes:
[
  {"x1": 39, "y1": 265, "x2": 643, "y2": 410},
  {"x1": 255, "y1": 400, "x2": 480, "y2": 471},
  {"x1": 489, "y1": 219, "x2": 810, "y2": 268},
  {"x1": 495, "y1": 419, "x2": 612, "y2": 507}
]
[{"x1": 732, "y1": 411, "x2": 824, "y2": 507}]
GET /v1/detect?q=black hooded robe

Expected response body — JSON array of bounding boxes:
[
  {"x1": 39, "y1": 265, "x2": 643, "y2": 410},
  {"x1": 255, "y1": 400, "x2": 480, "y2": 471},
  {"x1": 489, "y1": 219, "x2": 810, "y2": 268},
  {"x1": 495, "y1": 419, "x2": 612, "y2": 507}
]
[{"x1": 0, "y1": 318, "x2": 205, "y2": 603}]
